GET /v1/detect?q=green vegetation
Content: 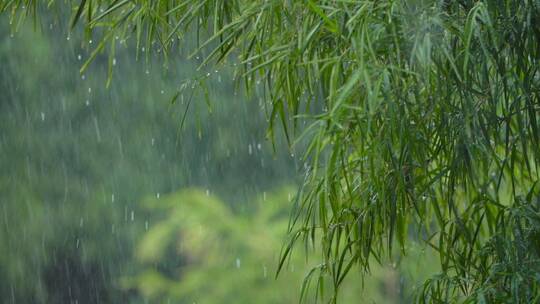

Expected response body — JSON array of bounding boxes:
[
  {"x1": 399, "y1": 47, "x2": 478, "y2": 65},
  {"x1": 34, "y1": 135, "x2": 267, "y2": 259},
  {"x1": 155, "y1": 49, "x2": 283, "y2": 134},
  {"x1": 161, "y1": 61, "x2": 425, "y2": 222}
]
[
  {"x1": 124, "y1": 187, "x2": 416, "y2": 303},
  {"x1": 0, "y1": 12, "x2": 428, "y2": 304},
  {"x1": 0, "y1": 19, "x2": 297, "y2": 303},
  {"x1": 2, "y1": 0, "x2": 540, "y2": 303}
]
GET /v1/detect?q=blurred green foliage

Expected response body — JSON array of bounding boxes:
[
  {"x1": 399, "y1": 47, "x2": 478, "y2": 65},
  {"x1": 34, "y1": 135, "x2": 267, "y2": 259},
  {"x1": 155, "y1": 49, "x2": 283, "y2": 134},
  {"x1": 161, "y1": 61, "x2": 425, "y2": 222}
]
[
  {"x1": 124, "y1": 187, "x2": 418, "y2": 304},
  {"x1": 0, "y1": 17, "x2": 295, "y2": 303}
]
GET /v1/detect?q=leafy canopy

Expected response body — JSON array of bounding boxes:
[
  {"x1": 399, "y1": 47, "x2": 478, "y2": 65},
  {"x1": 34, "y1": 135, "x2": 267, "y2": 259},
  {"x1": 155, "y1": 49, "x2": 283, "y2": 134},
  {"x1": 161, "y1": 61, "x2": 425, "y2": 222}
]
[
  {"x1": 3, "y1": 0, "x2": 540, "y2": 302},
  {"x1": 125, "y1": 187, "x2": 409, "y2": 303}
]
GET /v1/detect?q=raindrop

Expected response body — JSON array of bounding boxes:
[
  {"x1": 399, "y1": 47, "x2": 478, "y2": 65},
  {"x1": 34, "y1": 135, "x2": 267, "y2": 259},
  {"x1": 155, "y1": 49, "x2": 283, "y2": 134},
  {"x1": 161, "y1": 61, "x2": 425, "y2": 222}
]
[
  {"x1": 93, "y1": 116, "x2": 101, "y2": 142},
  {"x1": 79, "y1": 217, "x2": 84, "y2": 227},
  {"x1": 257, "y1": 143, "x2": 262, "y2": 150},
  {"x1": 145, "y1": 220, "x2": 149, "y2": 231},
  {"x1": 77, "y1": 54, "x2": 82, "y2": 61},
  {"x1": 248, "y1": 144, "x2": 253, "y2": 155},
  {"x1": 160, "y1": 90, "x2": 164, "y2": 94},
  {"x1": 151, "y1": 138, "x2": 155, "y2": 146},
  {"x1": 81, "y1": 75, "x2": 86, "y2": 80},
  {"x1": 76, "y1": 239, "x2": 80, "y2": 248},
  {"x1": 85, "y1": 100, "x2": 90, "y2": 106},
  {"x1": 145, "y1": 69, "x2": 150, "y2": 75},
  {"x1": 263, "y1": 265, "x2": 267, "y2": 278},
  {"x1": 205, "y1": 189, "x2": 210, "y2": 196},
  {"x1": 112, "y1": 58, "x2": 117, "y2": 66},
  {"x1": 263, "y1": 192, "x2": 266, "y2": 201},
  {"x1": 89, "y1": 39, "x2": 93, "y2": 44},
  {"x1": 67, "y1": 35, "x2": 71, "y2": 41},
  {"x1": 111, "y1": 194, "x2": 115, "y2": 203},
  {"x1": 235, "y1": 258, "x2": 241, "y2": 268},
  {"x1": 88, "y1": 87, "x2": 92, "y2": 93},
  {"x1": 40, "y1": 112, "x2": 45, "y2": 121},
  {"x1": 156, "y1": 192, "x2": 160, "y2": 199},
  {"x1": 131, "y1": 210, "x2": 135, "y2": 221}
]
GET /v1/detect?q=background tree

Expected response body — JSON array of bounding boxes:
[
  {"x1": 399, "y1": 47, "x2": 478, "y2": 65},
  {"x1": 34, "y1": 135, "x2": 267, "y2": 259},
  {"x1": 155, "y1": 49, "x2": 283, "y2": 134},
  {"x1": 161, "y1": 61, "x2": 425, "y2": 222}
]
[
  {"x1": 124, "y1": 186, "x2": 422, "y2": 303},
  {"x1": 2, "y1": 0, "x2": 540, "y2": 302},
  {"x1": 0, "y1": 14, "x2": 297, "y2": 303}
]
